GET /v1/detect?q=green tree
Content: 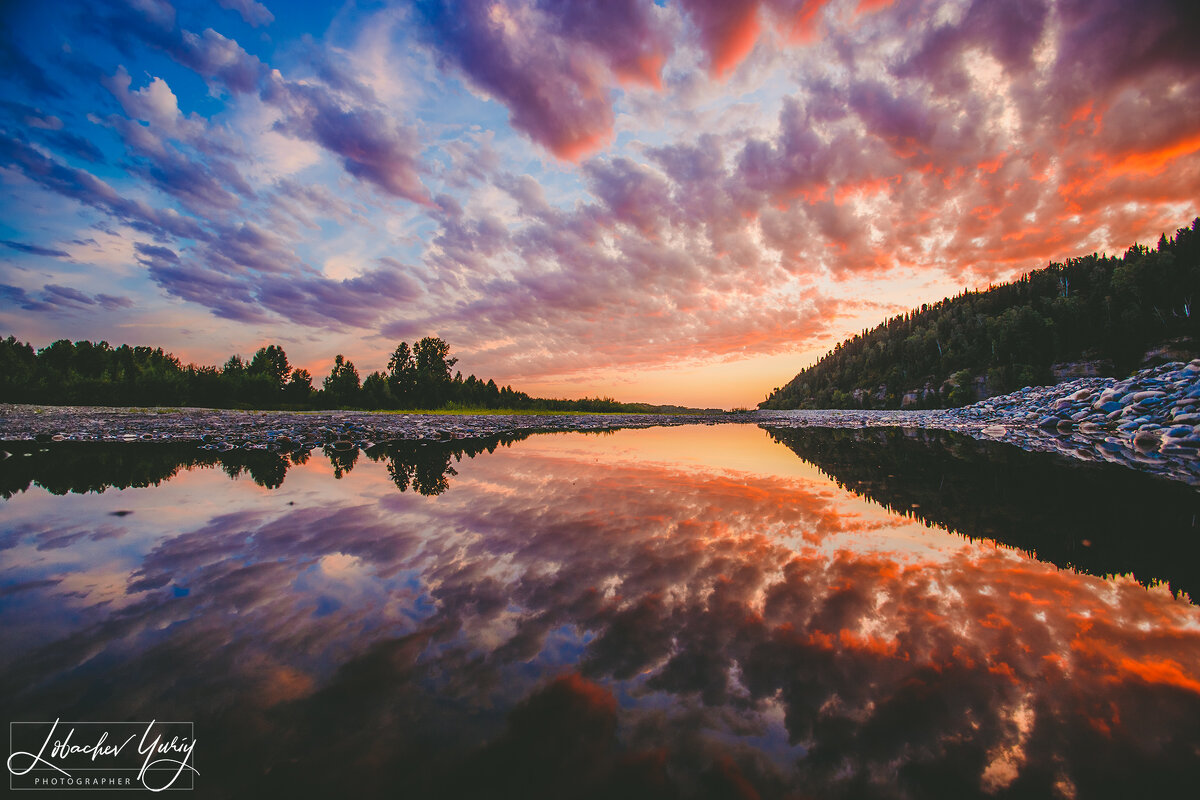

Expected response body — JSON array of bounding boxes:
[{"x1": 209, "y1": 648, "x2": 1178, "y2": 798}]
[
  {"x1": 285, "y1": 368, "x2": 314, "y2": 405},
  {"x1": 248, "y1": 345, "x2": 291, "y2": 389},
  {"x1": 361, "y1": 371, "x2": 393, "y2": 409},
  {"x1": 387, "y1": 342, "x2": 417, "y2": 406},
  {"x1": 413, "y1": 336, "x2": 457, "y2": 407},
  {"x1": 323, "y1": 355, "x2": 360, "y2": 406},
  {"x1": 222, "y1": 354, "x2": 246, "y2": 376}
]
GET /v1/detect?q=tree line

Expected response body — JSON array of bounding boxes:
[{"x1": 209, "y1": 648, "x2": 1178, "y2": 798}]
[
  {"x1": 761, "y1": 218, "x2": 1200, "y2": 410},
  {"x1": 0, "y1": 334, "x2": 661, "y2": 412}
]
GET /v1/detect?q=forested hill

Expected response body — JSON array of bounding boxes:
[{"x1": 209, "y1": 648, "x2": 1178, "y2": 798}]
[{"x1": 760, "y1": 218, "x2": 1200, "y2": 410}]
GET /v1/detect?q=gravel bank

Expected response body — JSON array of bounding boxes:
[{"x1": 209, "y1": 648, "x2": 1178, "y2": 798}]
[
  {"x1": 4, "y1": 358, "x2": 1199, "y2": 486},
  {"x1": 761, "y1": 359, "x2": 1200, "y2": 486},
  {"x1": 0, "y1": 406, "x2": 741, "y2": 447}
]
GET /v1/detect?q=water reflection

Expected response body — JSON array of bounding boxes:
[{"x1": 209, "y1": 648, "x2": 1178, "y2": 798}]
[
  {"x1": 763, "y1": 425, "x2": 1200, "y2": 597},
  {"x1": 1, "y1": 434, "x2": 532, "y2": 498},
  {"x1": 2, "y1": 427, "x2": 1198, "y2": 798}
]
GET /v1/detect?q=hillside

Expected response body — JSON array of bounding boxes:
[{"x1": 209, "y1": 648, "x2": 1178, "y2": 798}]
[{"x1": 760, "y1": 219, "x2": 1200, "y2": 410}]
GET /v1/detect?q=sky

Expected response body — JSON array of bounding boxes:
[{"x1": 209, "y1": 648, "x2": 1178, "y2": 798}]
[{"x1": 1, "y1": 0, "x2": 1197, "y2": 409}]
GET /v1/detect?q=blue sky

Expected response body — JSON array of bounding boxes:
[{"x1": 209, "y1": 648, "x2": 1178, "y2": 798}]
[{"x1": 2, "y1": 0, "x2": 1197, "y2": 406}]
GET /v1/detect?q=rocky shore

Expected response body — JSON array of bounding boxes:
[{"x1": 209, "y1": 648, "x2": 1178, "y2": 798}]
[
  {"x1": 4, "y1": 359, "x2": 1200, "y2": 486},
  {"x1": 761, "y1": 359, "x2": 1200, "y2": 486},
  {"x1": 0, "y1": 406, "x2": 739, "y2": 449}
]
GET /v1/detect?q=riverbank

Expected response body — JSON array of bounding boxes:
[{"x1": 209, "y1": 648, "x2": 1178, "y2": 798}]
[
  {"x1": 4, "y1": 359, "x2": 1199, "y2": 486},
  {"x1": 761, "y1": 359, "x2": 1200, "y2": 486},
  {"x1": 0, "y1": 405, "x2": 741, "y2": 446}
]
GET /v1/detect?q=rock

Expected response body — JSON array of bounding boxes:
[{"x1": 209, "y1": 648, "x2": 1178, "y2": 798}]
[{"x1": 1133, "y1": 430, "x2": 1161, "y2": 450}]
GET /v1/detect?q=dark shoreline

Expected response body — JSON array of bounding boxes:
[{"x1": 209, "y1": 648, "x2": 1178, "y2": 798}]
[{"x1": 5, "y1": 380, "x2": 1200, "y2": 488}]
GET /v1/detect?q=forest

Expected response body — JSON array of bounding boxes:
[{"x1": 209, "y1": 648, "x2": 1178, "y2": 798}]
[
  {"x1": 0, "y1": 334, "x2": 684, "y2": 413},
  {"x1": 761, "y1": 218, "x2": 1200, "y2": 409}
]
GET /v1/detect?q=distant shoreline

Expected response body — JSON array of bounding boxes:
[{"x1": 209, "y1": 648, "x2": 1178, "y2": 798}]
[{"x1": 5, "y1": 359, "x2": 1200, "y2": 487}]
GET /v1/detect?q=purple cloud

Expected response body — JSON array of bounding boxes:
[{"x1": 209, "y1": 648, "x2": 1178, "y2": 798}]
[
  {"x1": 217, "y1": 0, "x2": 275, "y2": 28},
  {"x1": 0, "y1": 282, "x2": 129, "y2": 313},
  {"x1": 0, "y1": 34, "x2": 63, "y2": 99},
  {"x1": 133, "y1": 242, "x2": 180, "y2": 263},
  {"x1": 275, "y1": 86, "x2": 430, "y2": 204},
  {"x1": 537, "y1": 0, "x2": 670, "y2": 87},
  {"x1": 0, "y1": 284, "x2": 54, "y2": 312},
  {"x1": 255, "y1": 265, "x2": 424, "y2": 329},
  {"x1": 39, "y1": 130, "x2": 105, "y2": 163},
  {"x1": 583, "y1": 157, "x2": 675, "y2": 236},
  {"x1": 42, "y1": 283, "x2": 95, "y2": 307},
  {"x1": 414, "y1": 0, "x2": 670, "y2": 160},
  {"x1": 1, "y1": 241, "x2": 70, "y2": 258},
  {"x1": 95, "y1": 293, "x2": 134, "y2": 310},
  {"x1": 144, "y1": 259, "x2": 270, "y2": 323}
]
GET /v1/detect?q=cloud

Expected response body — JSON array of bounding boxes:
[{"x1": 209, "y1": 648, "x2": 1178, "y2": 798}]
[
  {"x1": 677, "y1": 0, "x2": 838, "y2": 76},
  {"x1": 678, "y1": 0, "x2": 762, "y2": 78},
  {"x1": 1, "y1": 240, "x2": 70, "y2": 258},
  {"x1": 85, "y1": 3, "x2": 430, "y2": 203},
  {"x1": 267, "y1": 80, "x2": 431, "y2": 204},
  {"x1": 105, "y1": 67, "x2": 182, "y2": 127},
  {"x1": 254, "y1": 264, "x2": 424, "y2": 329},
  {"x1": 0, "y1": 284, "x2": 54, "y2": 312},
  {"x1": 898, "y1": 0, "x2": 1049, "y2": 88},
  {"x1": 133, "y1": 241, "x2": 180, "y2": 263},
  {"x1": 41, "y1": 283, "x2": 95, "y2": 307},
  {"x1": 95, "y1": 293, "x2": 134, "y2": 310},
  {"x1": 0, "y1": 282, "x2": 130, "y2": 313},
  {"x1": 38, "y1": 130, "x2": 106, "y2": 163},
  {"x1": 538, "y1": 0, "x2": 671, "y2": 88},
  {"x1": 583, "y1": 156, "x2": 675, "y2": 236},
  {"x1": 0, "y1": 35, "x2": 63, "y2": 99},
  {"x1": 217, "y1": 0, "x2": 275, "y2": 28},
  {"x1": 0, "y1": 133, "x2": 210, "y2": 241},
  {"x1": 413, "y1": 0, "x2": 670, "y2": 160}
]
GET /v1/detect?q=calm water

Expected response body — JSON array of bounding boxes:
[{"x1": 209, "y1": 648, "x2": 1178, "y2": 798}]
[{"x1": 3, "y1": 425, "x2": 1199, "y2": 799}]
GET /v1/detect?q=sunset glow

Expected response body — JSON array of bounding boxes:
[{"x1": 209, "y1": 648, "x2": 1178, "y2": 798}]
[{"x1": 2, "y1": 0, "x2": 1197, "y2": 407}]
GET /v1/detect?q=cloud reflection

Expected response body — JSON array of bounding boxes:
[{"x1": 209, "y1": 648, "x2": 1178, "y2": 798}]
[{"x1": 2, "y1": 430, "x2": 1198, "y2": 798}]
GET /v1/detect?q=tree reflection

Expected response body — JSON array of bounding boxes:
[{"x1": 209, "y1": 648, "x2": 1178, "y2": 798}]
[
  {"x1": 0, "y1": 434, "x2": 533, "y2": 498},
  {"x1": 764, "y1": 425, "x2": 1200, "y2": 597}
]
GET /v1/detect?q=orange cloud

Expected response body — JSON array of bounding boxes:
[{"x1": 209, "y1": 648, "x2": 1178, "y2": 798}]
[
  {"x1": 711, "y1": 8, "x2": 761, "y2": 78},
  {"x1": 1107, "y1": 131, "x2": 1200, "y2": 176},
  {"x1": 855, "y1": 0, "x2": 894, "y2": 14}
]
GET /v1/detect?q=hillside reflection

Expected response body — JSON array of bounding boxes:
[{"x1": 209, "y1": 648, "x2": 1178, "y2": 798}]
[
  {"x1": 2, "y1": 427, "x2": 1198, "y2": 798},
  {"x1": 763, "y1": 425, "x2": 1200, "y2": 597}
]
